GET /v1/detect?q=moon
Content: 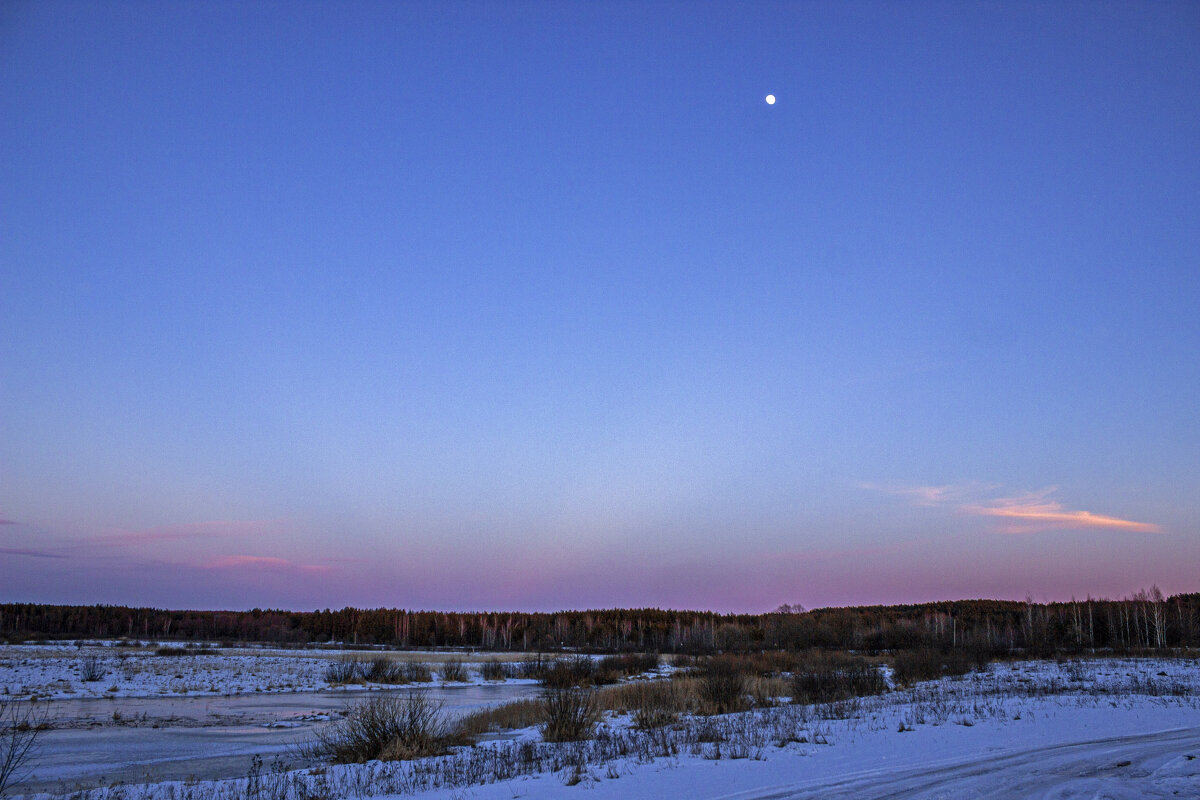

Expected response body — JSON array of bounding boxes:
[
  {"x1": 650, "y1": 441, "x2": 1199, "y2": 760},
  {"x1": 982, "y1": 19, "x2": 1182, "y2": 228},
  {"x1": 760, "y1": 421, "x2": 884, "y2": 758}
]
[{"x1": 765, "y1": 94, "x2": 776, "y2": 105}]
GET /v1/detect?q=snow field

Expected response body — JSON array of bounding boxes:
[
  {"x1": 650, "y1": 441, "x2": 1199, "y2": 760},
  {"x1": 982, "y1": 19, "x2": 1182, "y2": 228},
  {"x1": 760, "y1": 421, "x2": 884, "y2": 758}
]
[
  {"x1": 0, "y1": 645, "x2": 541, "y2": 700},
  {"x1": 5, "y1": 656, "x2": 1197, "y2": 799}
]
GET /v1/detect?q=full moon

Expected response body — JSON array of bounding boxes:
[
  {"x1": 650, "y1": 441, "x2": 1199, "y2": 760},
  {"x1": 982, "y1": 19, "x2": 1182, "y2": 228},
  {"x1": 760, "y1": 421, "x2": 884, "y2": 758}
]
[{"x1": 765, "y1": 94, "x2": 776, "y2": 105}]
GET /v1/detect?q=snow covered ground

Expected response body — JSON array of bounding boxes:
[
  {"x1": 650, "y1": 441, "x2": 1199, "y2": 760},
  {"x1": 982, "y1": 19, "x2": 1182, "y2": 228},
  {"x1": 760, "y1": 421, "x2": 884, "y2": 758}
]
[
  {"x1": 0, "y1": 643, "x2": 539, "y2": 699},
  {"x1": 3, "y1": 655, "x2": 1198, "y2": 799}
]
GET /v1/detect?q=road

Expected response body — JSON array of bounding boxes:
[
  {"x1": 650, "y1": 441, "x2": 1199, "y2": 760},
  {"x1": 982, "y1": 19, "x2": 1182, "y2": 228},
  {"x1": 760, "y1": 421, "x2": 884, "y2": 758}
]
[{"x1": 718, "y1": 727, "x2": 1200, "y2": 800}]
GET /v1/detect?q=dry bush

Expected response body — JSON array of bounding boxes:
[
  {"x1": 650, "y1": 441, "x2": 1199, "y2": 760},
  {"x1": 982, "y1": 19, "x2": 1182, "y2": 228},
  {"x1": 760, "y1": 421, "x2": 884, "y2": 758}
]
[
  {"x1": 597, "y1": 653, "x2": 660, "y2": 678},
  {"x1": 439, "y1": 660, "x2": 469, "y2": 682},
  {"x1": 515, "y1": 655, "x2": 554, "y2": 680},
  {"x1": 77, "y1": 655, "x2": 105, "y2": 682},
  {"x1": 892, "y1": 648, "x2": 975, "y2": 686},
  {"x1": 302, "y1": 692, "x2": 456, "y2": 763},
  {"x1": 324, "y1": 657, "x2": 364, "y2": 684},
  {"x1": 366, "y1": 657, "x2": 405, "y2": 684},
  {"x1": 402, "y1": 661, "x2": 434, "y2": 683},
  {"x1": 697, "y1": 656, "x2": 749, "y2": 715},
  {"x1": 1, "y1": 701, "x2": 49, "y2": 794},
  {"x1": 541, "y1": 686, "x2": 600, "y2": 742},
  {"x1": 790, "y1": 657, "x2": 885, "y2": 704},
  {"x1": 479, "y1": 660, "x2": 514, "y2": 681},
  {"x1": 541, "y1": 656, "x2": 598, "y2": 688}
]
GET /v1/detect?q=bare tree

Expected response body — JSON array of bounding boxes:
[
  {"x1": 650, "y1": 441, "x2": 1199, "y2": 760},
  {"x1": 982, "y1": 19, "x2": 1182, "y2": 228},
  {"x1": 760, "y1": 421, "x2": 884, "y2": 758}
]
[{"x1": 0, "y1": 700, "x2": 47, "y2": 794}]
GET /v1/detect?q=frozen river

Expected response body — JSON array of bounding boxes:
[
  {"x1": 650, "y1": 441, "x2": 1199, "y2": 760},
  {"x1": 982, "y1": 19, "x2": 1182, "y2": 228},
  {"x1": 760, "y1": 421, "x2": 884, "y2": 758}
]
[{"x1": 17, "y1": 684, "x2": 541, "y2": 794}]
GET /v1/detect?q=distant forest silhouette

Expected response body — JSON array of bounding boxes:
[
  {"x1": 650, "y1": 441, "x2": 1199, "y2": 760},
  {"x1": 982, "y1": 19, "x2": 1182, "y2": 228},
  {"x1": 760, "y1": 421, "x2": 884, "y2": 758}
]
[{"x1": 3, "y1": 590, "x2": 1197, "y2": 655}]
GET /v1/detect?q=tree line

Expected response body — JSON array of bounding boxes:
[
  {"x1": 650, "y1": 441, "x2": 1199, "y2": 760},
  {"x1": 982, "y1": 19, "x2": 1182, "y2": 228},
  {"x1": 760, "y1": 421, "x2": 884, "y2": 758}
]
[{"x1": 2, "y1": 588, "x2": 1196, "y2": 654}]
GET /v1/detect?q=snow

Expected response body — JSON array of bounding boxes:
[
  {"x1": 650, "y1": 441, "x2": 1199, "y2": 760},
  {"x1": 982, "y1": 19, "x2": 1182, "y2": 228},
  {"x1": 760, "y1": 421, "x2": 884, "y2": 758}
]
[
  {"x1": 3, "y1": 655, "x2": 1198, "y2": 799},
  {"x1": 0, "y1": 644, "x2": 540, "y2": 699}
]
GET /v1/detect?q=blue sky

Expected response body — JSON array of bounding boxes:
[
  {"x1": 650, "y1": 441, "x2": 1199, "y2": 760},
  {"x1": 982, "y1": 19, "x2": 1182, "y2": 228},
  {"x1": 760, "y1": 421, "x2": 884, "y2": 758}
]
[{"x1": 2, "y1": 1, "x2": 1198, "y2": 612}]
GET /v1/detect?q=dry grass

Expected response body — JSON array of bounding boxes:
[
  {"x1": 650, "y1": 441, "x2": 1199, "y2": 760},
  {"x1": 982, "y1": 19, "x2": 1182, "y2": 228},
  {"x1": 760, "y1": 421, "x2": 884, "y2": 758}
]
[
  {"x1": 454, "y1": 677, "x2": 702, "y2": 739},
  {"x1": 453, "y1": 698, "x2": 545, "y2": 737}
]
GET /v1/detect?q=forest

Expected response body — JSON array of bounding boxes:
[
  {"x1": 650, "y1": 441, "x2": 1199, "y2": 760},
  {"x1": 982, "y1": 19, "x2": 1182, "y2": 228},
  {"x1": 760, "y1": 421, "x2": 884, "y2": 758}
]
[{"x1": 2, "y1": 590, "x2": 1196, "y2": 655}]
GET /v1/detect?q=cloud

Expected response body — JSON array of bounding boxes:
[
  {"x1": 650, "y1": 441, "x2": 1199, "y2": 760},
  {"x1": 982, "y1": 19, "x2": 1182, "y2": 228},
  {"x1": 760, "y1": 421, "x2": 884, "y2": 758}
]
[
  {"x1": 87, "y1": 519, "x2": 284, "y2": 548},
  {"x1": 204, "y1": 555, "x2": 331, "y2": 574},
  {"x1": 964, "y1": 490, "x2": 1161, "y2": 534},
  {"x1": 864, "y1": 483, "x2": 1161, "y2": 534},
  {"x1": 860, "y1": 482, "x2": 958, "y2": 506},
  {"x1": 859, "y1": 481, "x2": 997, "y2": 507},
  {"x1": 0, "y1": 547, "x2": 69, "y2": 559},
  {"x1": 0, "y1": 519, "x2": 18, "y2": 526}
]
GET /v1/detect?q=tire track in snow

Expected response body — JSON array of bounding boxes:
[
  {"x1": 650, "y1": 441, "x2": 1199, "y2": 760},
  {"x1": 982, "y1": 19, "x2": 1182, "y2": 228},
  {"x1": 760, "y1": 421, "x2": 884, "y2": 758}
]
[{"x1": 716, "y1": 727, "x2": 1200, "y2": 800}]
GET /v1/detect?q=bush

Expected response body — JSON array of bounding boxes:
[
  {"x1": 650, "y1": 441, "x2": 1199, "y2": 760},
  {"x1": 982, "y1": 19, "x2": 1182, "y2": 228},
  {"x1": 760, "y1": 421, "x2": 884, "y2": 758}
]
[
  {"x1": 515, "y1": 655, "x2": 556, "y2": 681},
  {"x1": 402, "y1": 662, "x2": 433, "y2": 683},
  {"x1": 302, "y1": 693, "x2": 456, "y2": 763},
  {"x1": 0, "y1": 700, "x2": 48, "y2": 793},
  {"x1": 697, "y1": 657, "x2": 748, "y2": 715},
  {"x1": 540, "y1": 656, "x2": 598, "y2": 688},
  {"x1": 439, "y1": 660, "x2": 469, "y2": 683},
  {"x1": 78, "y1": 655, "x2": 105, "y2": 682},
  {"x1": 597, "y1": 653, "x2": 660, "y2": 681},
  {"x1": 541, "y1": 686, "x2": 600, "y2": 742},
  {"x1": 479, "y1": 660, "x2": 510, "y2": 681},
  {"x1": 365, "y1": 657, "x2": 405, "y2": 684},
  {"x1": 892, "y1": 647, "x2": 976, "y2": 686},
  {"x1": 790, "y1": 657, "x2": 886, "y2": 704},
  {"x1": 325, "y1": 657, "x2": 364, "y2": 684}
]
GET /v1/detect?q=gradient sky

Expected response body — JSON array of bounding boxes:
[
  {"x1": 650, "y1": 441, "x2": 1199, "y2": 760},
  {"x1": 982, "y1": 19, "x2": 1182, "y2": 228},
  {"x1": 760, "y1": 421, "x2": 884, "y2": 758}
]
[{"x1": 2, "y1": 1, "x2": 1198, "y2": 613}]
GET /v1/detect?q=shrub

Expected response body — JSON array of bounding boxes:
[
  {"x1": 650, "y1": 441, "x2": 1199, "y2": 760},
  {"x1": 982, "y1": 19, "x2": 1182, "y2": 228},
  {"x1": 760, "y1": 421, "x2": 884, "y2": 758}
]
[
  {"x1": 541, "y1": 656, "x2": 598, "y2": 688},
  {"x1": 697, "y1": 656, "x2": 748, "y2": 715},
  {"x1": 302, "y1": 693, "x2": 455, "y2": 763},
  {"x1": 596, "y1": 653, "x2": 660, "y2": 682},
  {"x1": 598, "y1": 653, "x2": 659, "y2": 674},
  {"x1": 439, "y1": 660, "x2": 469, "y2": 683},
  {"x1": 0, "y1": 700, "x2": 48, "y2": 793},
  {"x1": 402, "y1": 662, "x2": 433, "y2": 683},
  {"x1": 541, "y1": 686, "x2": 600, "y2": 742},
  {"x1": 479, "y1": 660, "x2": 509, "y2": 681},
  {"x1": 516, "y1": 655, "x2": 555, "y2": 681},
  {"x1": 790, "y1": 657, "x2": 886, "y2": 704},
  {"x1": 892, "y1": 647, "x2": 976, "y2": 686},
  {"x1": 78, "y1": 655, "x2": 105, "y2": 682},
  {"x1": 365, "y1": 657, "x2": 405, "y2": 684},
  {"x1": 324, "y1": 657, "x2": 364, "y2": 684}
]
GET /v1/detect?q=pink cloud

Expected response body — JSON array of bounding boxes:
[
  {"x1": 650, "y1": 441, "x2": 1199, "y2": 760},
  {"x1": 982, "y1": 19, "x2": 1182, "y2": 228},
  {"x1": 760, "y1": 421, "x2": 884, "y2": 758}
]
[
  {"x1": 866, "y1": 482, "x2": 1161, "y2": 534},
  {"x1": 205, "y1": 554, "x2": 331, "y2": 574},
  {"x1": 0, "y1": 519, "x2": 18, "y2": 526},
  {"x1": 964, "y1": 491, "x2": 1161, "y2": 534}
]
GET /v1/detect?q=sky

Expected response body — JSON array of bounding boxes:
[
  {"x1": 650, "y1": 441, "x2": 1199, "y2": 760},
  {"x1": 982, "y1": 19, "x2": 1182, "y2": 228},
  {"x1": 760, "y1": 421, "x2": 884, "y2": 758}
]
[{"x1": 1, "y1": 1, "x2": 1198, "y2": 613}]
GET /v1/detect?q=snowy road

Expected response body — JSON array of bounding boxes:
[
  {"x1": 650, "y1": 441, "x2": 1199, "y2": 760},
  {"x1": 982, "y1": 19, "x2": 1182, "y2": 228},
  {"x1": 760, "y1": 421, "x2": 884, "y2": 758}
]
[{"x1": 724, "y1": 727, "x2": 1200, "y2": 800}]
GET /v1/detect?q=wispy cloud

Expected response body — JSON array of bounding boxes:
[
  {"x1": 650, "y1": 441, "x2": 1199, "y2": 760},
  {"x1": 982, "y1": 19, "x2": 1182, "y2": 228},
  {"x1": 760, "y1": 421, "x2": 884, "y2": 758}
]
[
  {"x1": 864, "y1": 483, "x2": 1160, "y2": 534},
  {"x1": 0, "y1": 519, "x2": 18, "y2": 526},
  {"x1": 87, "y1": 519, "x2": 284, "y2": 548},
  {"x1": 0, "y1": 547, "x2": 69, "y2": 559},
  {"x1": 964, "y1": 490, "x2": 1161, "y2": 534},
  {"x1": 859, "y1": 481, "x2": 996, "y2": 507},
  {"x1": 205, "y1": 555, "x2": 331, "y2": 574}
]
